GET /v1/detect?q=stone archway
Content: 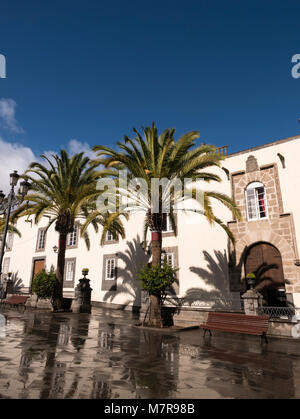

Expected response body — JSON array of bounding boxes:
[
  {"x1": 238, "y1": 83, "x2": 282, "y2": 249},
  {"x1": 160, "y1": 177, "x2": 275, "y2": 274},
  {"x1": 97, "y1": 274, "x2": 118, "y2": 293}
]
[
  {"x1": 228, "y1": 159, "x2": 300, "y2": 300},
  {"x1": 244, "y1": 242, "x2": 286, "y2": 306}
]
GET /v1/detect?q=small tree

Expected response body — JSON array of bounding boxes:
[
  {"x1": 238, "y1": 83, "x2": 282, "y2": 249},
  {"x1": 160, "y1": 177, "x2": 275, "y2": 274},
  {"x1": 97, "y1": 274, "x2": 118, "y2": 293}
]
[
  {"x1": 32, "y1": 270, "x2": 59, "y2": 301},
  {"x1": 137, "y1": 263, "x2": 178, "y2": 327}
]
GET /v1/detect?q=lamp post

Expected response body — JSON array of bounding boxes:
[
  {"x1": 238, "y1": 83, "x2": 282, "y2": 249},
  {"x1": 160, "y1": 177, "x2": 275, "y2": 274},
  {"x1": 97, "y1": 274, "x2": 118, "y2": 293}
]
[
  {"x1": 246, "y1": 273, "x2": 256, "y2": 290},
  {"x1": 0, "y1": 171, "x2": 30, "y2": 281}
]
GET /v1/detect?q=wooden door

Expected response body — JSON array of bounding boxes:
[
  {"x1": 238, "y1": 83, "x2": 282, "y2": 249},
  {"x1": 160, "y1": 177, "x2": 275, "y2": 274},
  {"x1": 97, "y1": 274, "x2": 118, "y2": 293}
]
[
  {"x1": 32, "y1": 259, "x2": 45, "y2": 279},
  {"x1": 245, "y1": 242, "x2": 285, "y2": 305}
]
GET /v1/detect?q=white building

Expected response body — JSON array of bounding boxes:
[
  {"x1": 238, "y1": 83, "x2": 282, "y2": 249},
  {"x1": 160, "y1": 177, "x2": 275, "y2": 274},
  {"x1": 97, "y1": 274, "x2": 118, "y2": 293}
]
[{"x1": 2, "y1": 135, "x2": 300, "y2": 311}]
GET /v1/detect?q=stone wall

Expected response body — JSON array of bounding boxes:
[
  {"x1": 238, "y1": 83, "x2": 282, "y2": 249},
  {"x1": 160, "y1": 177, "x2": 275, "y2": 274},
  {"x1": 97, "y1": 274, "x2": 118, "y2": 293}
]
[
  {"x1": 228, "y1": 157, "x2": 300, "y2": 297},
  {"x1": 172, "y1": 306, "x2": 300, "y2": 338}
]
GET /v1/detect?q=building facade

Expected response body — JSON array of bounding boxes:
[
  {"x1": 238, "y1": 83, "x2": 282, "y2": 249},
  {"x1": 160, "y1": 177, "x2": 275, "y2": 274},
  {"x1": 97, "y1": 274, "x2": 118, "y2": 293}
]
[{"x1": 1, "y1": 135, "x2": 300, "y2": 311}]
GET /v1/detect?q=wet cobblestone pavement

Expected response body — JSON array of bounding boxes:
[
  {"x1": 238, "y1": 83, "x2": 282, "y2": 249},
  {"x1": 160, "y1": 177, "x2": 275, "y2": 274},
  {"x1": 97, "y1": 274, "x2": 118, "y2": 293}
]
[{"x1": 1, "y1": 307, "x2": 300, "y2": 399}]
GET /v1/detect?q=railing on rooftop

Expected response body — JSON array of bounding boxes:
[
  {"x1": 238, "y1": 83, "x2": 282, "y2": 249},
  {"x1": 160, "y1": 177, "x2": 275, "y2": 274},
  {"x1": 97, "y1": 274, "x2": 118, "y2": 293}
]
[
  {"x1": 202, "y1": 144, "x2": 229, "y2": 156},
  {"x1": 216, "y1": 145, "x2": 228, "y2": 156}
]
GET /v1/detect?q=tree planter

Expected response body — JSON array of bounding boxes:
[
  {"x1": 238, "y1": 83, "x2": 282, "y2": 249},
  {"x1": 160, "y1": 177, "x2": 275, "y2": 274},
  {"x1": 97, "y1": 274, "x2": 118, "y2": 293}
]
[
  {"x1": 25, "y1": 294, "x2": 52, "y2": 310},
  {"x1": 36, "y1": 297, "x2": 53, "y2": 310}
]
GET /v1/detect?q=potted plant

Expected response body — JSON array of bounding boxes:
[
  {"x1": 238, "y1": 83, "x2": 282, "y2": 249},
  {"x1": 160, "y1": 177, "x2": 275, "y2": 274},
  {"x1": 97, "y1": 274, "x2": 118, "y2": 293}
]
[{"x1": 32, "y1": 269, "x2": 59, "y2": 310}]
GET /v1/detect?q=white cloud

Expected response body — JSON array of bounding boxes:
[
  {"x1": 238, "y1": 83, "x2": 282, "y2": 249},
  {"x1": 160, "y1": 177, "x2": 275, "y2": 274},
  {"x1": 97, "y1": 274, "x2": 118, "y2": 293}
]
[
  {"x1": 0, "y1": 137, "x2": 96, "y2": 194},
  {"x1": 0, "y1": 99, "x2": 95, "y2": 195},
  {"x1": 67, "y1": 139, "x2": 95, "y2": 159},
  {"x1": 0, "y1": 98, "x2": 24, "y2": 133},
  {"x1": 0, "y1": 137, "x2": 37, "y2": 194}
]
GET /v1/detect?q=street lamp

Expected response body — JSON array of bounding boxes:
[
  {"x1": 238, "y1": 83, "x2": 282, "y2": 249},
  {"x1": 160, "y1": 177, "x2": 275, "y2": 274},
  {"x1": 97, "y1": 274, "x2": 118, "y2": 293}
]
[
  {"x1": 0, "y1": 171, "x2": 30, "y2": 282},
  {"x1": 246, "y1": 273, "x2": 256, "y2": 290}
]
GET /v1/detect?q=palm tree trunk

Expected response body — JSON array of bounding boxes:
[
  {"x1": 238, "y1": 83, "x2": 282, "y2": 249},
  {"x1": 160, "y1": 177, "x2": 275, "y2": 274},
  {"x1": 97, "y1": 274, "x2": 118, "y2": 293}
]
[
  {"x1": 149, "y1": 231, "x2": 163, "y2": 327},
  {"x1": 54, "y1": 232, "x2": 67, "y2": 310}
]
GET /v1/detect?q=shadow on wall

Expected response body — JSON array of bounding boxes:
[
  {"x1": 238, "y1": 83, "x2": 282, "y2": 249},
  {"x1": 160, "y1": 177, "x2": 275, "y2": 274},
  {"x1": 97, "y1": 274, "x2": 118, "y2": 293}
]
[
  {"x1": 252, "y1": 262, "x2": 290, "y2": 307},
  {"x1": 10, "y1": 272, "x2": 25, "y2": 293},
  {"x1": 185, "y1": 250, "x2": 237, "y2": 310},
  {"x1": 103, "y1": 235, "x2": 150, "y2": 309},
  {"x1": 1, "y1": 272, "x2": 25, "y2": 296}
]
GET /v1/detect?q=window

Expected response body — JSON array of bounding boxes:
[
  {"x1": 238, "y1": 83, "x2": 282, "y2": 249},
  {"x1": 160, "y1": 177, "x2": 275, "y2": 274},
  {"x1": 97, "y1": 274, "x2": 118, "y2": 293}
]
[
  {"x1": 65, "y1": 260, "x2": 75, "y2": 281},
  {"x1": 2, "y1": 257, "x2": 10, "y2": 276},
  {"x1": 161, "y1": 246, "x2": 179, "y2": 295},
  {"x1": 166, "y1": 253, "x2": 174, "y2": 267},
  {"x1": 67, "y1": 225, "x2": 78, "y2": 247},
  {"x1": 245, "y1": 182, "x2": 268, "y2": 221},
  {"x1": 104, "y1": 229, "x2": 118, "y2": 245},
  {"x1": 64, "y1": 258, "x2": 76, "y2": 286},
  {"x1": 105, "y1": 258, "x2": 116, "y2": 280},
  {"x1": 162, "y1": 214, "x2": 173, "y2": 233},
  {"x1": 36, "y1": 228, "x2": 46, "y2": 251},
  {"x1": 6, "y1": 232, "x2": 13, "y2": 251},
  {"x1": 162, "y1": 252, "x2": 174, "y2": 267},
  {"x1": 106, "y1": 231, "x2": 114, "y2": 242},
  {"x1": 102, "y1": 254, "x2": 118, "y2": 291}
]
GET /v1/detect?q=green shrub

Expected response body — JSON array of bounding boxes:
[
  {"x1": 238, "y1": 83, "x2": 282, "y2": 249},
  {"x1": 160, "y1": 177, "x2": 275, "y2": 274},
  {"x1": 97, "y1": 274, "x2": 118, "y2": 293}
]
[
  {"x1": 32, "y1": 270, "x2": 59, "y2": 299},
  {"x1": 137, "y1": 264, "x2": 178, "y2": 298}
]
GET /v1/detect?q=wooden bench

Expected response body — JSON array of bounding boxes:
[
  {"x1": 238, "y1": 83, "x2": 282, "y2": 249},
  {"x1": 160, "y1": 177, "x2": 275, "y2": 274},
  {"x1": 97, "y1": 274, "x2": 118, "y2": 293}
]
[
  {"x1": 200, "y1": 312, "x2": 269, "y2": 343},
  {"x1": 1, "y1": 295, "x2": 29, "y2": 309}
]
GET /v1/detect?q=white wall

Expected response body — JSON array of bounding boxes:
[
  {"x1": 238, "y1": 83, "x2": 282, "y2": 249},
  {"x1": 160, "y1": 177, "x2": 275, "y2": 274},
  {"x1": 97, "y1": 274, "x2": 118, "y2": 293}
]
[{"x1": 2, "y1": 136, "x2": 300, "y2": 310}]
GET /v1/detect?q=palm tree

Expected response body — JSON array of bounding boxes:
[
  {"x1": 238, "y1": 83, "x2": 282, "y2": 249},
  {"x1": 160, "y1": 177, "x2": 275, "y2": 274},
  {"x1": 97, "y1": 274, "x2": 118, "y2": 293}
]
[
  {"x1": 0, "y1": 218, "x2": 21, "y2": 237},
  {"x1": 92, "y1": 123, "x2": 241, "y2": 327},
  {"x1": 12, "y1": 150, "x2": 125, "y2": 310}
]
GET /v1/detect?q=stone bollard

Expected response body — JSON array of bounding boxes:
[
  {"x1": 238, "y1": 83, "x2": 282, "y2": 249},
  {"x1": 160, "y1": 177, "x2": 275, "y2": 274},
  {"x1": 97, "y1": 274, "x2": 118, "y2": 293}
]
[
  {"x1": 5, "y1": 279, "x2": 14, "y2": 295},
  {"x1": 71, "y1": 271, "x2": 92, "y2": 314},
  {"x1": 241, "y1": 288, "x2": 263, "y2": 316}
]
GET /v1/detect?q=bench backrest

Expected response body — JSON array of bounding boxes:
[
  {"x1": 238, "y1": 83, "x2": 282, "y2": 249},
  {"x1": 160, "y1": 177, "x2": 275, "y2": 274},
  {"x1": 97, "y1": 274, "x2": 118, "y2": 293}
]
[
  {"x1": 207, "y1": 312, "x2": 269, "y2": 330},
  {"x1": 5, "y1": 295, "x2": 29, "y2": 304}
]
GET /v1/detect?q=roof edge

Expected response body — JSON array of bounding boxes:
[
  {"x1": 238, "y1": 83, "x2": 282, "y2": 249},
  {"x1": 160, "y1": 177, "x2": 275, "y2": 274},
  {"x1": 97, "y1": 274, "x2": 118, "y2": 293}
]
[{"x1": 227, "y1": 135, "x2": 300, "y2": 158}]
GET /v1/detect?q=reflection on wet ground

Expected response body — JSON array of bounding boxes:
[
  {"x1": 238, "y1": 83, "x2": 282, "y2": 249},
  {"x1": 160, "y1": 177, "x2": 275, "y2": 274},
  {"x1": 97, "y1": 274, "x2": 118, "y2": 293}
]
[{"x1": 0, "y1": 307, "x2": 300, "y2": 399}]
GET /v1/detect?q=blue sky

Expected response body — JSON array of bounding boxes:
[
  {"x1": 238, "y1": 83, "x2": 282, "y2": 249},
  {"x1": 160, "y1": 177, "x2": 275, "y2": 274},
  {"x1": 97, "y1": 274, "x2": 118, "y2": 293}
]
[{"x1": 0, "y1": 0, "x2": 300, "y2": 190}]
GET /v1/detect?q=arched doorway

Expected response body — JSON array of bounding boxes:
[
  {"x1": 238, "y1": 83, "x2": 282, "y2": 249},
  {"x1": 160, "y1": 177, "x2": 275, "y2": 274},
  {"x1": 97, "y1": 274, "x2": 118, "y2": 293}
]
[{"x1": 244, "y1": 242, "x2": 286, "y2": 306}]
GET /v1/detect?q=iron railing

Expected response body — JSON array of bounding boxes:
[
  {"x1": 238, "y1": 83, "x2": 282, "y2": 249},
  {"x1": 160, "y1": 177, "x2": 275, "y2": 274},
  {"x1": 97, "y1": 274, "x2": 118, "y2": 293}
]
[
  {"x1": 258, "y1": 306, "x2": 296, "y2": 321},
  {"x1": 163, "y1": 298, "x2": 299, "y2": 321}
]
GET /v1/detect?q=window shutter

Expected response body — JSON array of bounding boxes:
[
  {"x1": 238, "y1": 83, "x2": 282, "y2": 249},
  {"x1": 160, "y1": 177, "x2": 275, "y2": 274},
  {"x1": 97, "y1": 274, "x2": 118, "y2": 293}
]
[
  {"x1": 106, "y1": 258, "x2": 116, "y2": 280},
  {"x1": 68, "y1": 225, "x2": 78, "y2": 246},
  {"x1": 66, "y1": 261, "x2": 74, "y2": 281},
  {"x1": 3, "y1": 258, "x2": 10, "y2": 274},
  {"x1": 246, "y1": 189, "x2": 257, "y2": 220}
]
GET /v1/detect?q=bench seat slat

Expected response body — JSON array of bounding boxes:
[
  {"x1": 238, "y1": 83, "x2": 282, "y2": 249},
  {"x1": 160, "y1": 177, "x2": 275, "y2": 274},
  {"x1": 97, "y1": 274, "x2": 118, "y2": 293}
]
[{"x1": 203, "y1": 324, "x2": 268, "y2": 329}]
